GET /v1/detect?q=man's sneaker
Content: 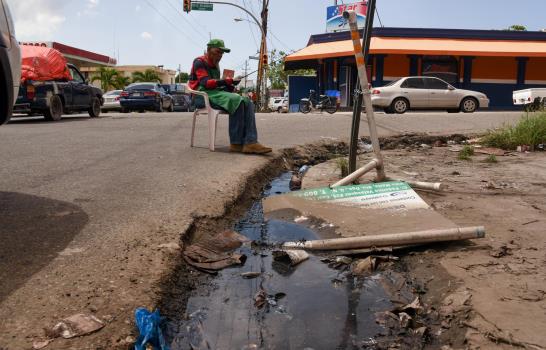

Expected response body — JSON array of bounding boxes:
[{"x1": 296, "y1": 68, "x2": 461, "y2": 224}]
[
  {"x1": 230, "y1": 144, "x2": 243, "y2": 152},
  {"x1": 242, "y1": 143, "x2": 272, "y2": 154}
]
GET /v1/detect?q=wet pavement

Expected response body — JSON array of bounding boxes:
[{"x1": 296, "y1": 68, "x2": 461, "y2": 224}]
[{"x1": 167, "y1": 173, "x2": 424, "y2": 349}]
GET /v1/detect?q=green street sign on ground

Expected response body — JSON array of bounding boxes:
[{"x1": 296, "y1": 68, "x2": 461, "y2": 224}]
[{"x1": 192, "y1": 2, "x2": 213, "y2": 11}]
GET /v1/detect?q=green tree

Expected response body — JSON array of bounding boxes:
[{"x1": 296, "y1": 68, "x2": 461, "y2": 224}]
[
  {"x1": 131, "y1": 69, "x2": 162, "y2": 83},
  {"x1": 175, "y1": 72, "x2": 189, "y2": 83},
  {"x1": 113, "y1": 75, "x2": 131, "y2": 90},
  {"x1": 505, "y1": 24, "x2": 527, "y2": 31},
  {"x1": 267, "y1": 50, "x2": 315, "y2": 90},
  {"x1": 91, "y1": 67, "x2": 120, "y2": 92}
]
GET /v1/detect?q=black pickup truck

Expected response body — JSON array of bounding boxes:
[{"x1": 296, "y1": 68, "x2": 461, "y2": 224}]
[{"x1": 14, "y1": 63, "x2": 103, "y2": 121}]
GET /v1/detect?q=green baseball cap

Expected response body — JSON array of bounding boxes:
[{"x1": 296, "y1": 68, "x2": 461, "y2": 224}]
[{"x1": 207, "y1": 39, "x2": 231, "y2": 53}]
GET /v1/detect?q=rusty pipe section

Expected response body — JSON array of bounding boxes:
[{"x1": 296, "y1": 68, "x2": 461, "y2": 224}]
[{"x1": 283, "y1": 226, "x2": 486, "y2": 251}]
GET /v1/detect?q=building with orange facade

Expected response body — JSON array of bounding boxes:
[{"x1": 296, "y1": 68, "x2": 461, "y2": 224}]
[{"x1": 285, "y1": 28, "x2": 546, "y2": 109}]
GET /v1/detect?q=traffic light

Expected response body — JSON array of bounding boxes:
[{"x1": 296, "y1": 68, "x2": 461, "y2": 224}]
[
  {"x1": 183, "y1": 0, "x2": 191, "y2": 12},
  {"x1": 262, "y1": 54, "x2": 268, "y2": 66}
]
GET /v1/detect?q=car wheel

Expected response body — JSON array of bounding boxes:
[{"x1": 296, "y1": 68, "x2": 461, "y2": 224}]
[
  {"x1": 88, "y1": 97, "x2": 101, "y2": 118},
  {"x1": 156, "y1": 100, "x2": 164, "y2": 113},
  {"x1": 44, "y1": 95, "x2": 63, "y2": 121},
  {"x1": 391, "y1": 98, "x2": 409, "y2": 114},
  {"x1": 168, "y1": 101, "x2": 175, "y2": 112},
  {"x1": 460, "y1": 97, "x2": 478, "y2": 113},
  {"x1": 277, "y1": 107, "x2": 282, "y2": 113},
  {"x1": 447, "y1": 109, "x2": 460, "y2": 113}
]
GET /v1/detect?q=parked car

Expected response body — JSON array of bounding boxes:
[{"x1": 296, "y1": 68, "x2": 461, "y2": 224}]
[
  {"x1": 102, "y1": 90, "x2": 122, "y2": 112},
  {"x1": 268, "y1": 97, "x2": 288, "y2": 113},
  {"x1": 15, "y1": 63, "x2": 103, "y2": 121},
  {"x1": 161, "y1": 84, "x2": 193, "y2": 112},
  {"x1": 120, "y1": 83, "x2": 174, "y2": 113},
  {"x1": 371, "y1": 76, "x2": 489, "y2": 114},
  {"x1": 281, "y1": 99, "x2": 289, "y2": 113},
  {"x1": 0, "y1": 0, "x2": 21, "y2": 125}
]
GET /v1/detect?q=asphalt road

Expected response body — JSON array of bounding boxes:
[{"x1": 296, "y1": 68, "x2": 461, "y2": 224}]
[{"x1": 0, "y1": 110, "x2": 524, "y2": 348}]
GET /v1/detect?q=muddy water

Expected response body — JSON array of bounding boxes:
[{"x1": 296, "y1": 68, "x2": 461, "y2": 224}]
[{"x1": 169, "y1": 173, "x2": 405, "y2": 350}]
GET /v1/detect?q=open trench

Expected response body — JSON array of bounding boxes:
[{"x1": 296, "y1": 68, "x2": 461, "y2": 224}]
[{"x1": 157, "y1": 135, "x2": 473, "y2": 350}]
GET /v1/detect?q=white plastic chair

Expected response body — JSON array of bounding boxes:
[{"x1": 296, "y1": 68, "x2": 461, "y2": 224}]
[{"x1": 187, "y1": 86, "x2": 228, "y2": 151}]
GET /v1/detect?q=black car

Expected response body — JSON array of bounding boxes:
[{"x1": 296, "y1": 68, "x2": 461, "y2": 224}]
[
  {"x1": 14, "y1": 64, "x2": 103, "y2": 121},
  {"x1": 161, "y1": 84, "x2": 193, "y2": 112},
  {"x1": 120, "y1": 83, "x2": 174, "y2": 113}
]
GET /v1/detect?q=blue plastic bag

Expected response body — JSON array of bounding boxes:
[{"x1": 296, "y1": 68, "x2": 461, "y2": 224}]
[{"x1": 134, "y1": 307, "x2": 169, "y2": 350}]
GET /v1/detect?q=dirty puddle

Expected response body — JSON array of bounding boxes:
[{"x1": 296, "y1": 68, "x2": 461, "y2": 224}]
[{"x1": 168, "y1": 173, "x2": 426, "y2": 349}]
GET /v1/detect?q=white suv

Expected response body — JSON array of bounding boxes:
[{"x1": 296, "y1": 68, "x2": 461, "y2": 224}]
[
  {"x1": 269, "y1": 97, "x2": 288, "y2": 113},
  {"x1": 0, "y1": 0, "x2": 20, "y2": 124}
]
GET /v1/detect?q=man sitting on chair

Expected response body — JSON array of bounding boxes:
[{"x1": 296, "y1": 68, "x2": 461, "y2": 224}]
[{"x1": 188, "y1": 39, "x2": 272, "y2": 154}]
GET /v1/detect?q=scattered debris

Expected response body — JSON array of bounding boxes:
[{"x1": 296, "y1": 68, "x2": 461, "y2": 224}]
[
  {"x1": 254, "y1": 288, "x2": 286, "y2": 310},
  {"x1": 272, "y1": 249, "x2": 309, "y2": 266},
  {"x1": 240, "y1": 271, "x2": 261, "y2": 279},
  {"x1": 352, "y1": 256, "x2": 377, "y2": 275},
  {"x1": 294, "y1": 215, "x2": 308, "y2": 223},
  {"x1": 475, "y1": 147, "x2": 506, "y2": 156},
  {"x1": 298, "y1": 165, "x2": 311, "y2": 176},
  {"x1": 489, "y1": 245, "x2": 512, "y2": 258},
  {"x1": 183, "y1": 230, "x2": 249, "y2": 274},
  {"x1": 186, "y1": 309, "x2": 210, "y2": 350},
  {"x1": 517, "y1": 145, "x2": 531, "y2": 152},
  {"x1": 289, "y1": 173, "x2": 302, "y2": 191},
  {"x1": 358, "y1": 140, "x2": 373, "y2": 153},
  {"x1": 158, "y1": 242, "x2": 181, "y2": 251},
  {"x1": 134, "y1": 308, "x2": 169, "y2": 350},
  {"x1": 522, "y1": 219, "x2": 540, "y2": 226},
  {"x1": 45, "y1": 314, "x2": 104, "y2": 339},
  {"x1": 440, "y1": 289, "x2": 472, "y2": 315},
  {"x1": 32, "y1": 339, "x2": 53, "y2": 349}
]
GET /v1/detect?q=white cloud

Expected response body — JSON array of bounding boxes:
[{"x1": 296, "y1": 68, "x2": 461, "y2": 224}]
[
  {"x1": 7, "y1": 0, "x2": 66, "y2": 40},
  {"x1": 135, "y1": 5, "x2": 141, "y2": 12},
  {"x1": 141, "y1": 32, "x2": 153, "y2": 40}
]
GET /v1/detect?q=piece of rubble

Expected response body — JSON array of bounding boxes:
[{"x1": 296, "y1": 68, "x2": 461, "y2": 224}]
[
  {"x1": 45, "y1": 314, "x2": 104, "y2": 339},
  {"x1": 272, "y1": 250, "x2": 309, "y2": 266}
]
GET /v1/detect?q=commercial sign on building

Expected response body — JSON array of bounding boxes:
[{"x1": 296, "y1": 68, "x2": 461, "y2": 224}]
[{"x1": 326, "y1": 1, "x2": 367, "y2": 33}]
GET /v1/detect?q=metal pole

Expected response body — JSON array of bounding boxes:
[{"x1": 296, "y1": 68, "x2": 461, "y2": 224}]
[
  {"x1": 348, "y1": 0, "x2": 376, "y2": 174},
  {"x1": 244, "y1": 60, "x2": 248, "y2": 89}
]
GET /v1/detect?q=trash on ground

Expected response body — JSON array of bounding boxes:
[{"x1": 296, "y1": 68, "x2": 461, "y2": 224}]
[
  {"x1": 489, "y1": 245, "x2": 512, "y2": 258},
  {"x1": 440, "y1": 289, "x2": 472, "y2": 316},
  {"x1": 474, "y1": 147, "x2": 506, "y2": 156},
  {"x1": 134, "y1": 307, "x2": 169, "y2": 350},
  {"x1": 32, "y1": 339, "x2": 53, "y2": 349},
  {"x1": 298, "y1": 165, "x2": 311, "y2": 177},
  {"x1": 352, "y1": 256, "x2": 377, "y2": 275},
  {"x1": 183, "y1": 230, "x2": 249, "y2": 273},
  {"x1": 186, "y1": 309, "x2": 210, "y2": 350},
  {"x1": 294, "y1": 215, "x2": 308, "y2": 223},
  {"x1": 272, "y1": 249, "x2": 309, "y2": 266},
  {"x1": 289, "y1": 173, "x2": 302, "y2": 191},
  {"x1": 358, "y1": 140, "x2": 374, "y2": 153},
  {"x1": 45, "y1": 314, "x2": 104, "y2": 339},
  {"x1": 240, "y1": 271, "x2": 261, "y2": 279},
  {"x1": 254, "y1": 288, "x2": 286, "y2": 310}
]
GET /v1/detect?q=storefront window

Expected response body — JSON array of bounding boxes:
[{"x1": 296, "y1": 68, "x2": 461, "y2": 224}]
[{"x1": 421, "y1": 56, "x2": 459, "y2": 84}]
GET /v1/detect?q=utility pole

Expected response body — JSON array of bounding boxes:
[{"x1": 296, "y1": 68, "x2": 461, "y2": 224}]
[
  {"x1": 256, "y1": 0, "x2": 268, "y2": 111},
  {"x1": 244, "y1": 60, "x2": 248, "y2": 89}
]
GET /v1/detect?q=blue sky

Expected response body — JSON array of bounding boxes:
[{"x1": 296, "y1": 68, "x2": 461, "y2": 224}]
[{"x1": 7, "y1": 0, "x2": 546, "y2": 80}]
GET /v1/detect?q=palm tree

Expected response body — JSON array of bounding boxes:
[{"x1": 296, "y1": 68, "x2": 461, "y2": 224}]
[
  {"x1": 91, "y1": 67, "x2": 120, "y2": 92},
  {"x1": 131, "y1": 69, "x2": 162, "y2": 83},
  {"x1": 113, "y1": 75, "x2": 131, "y2": 90}
]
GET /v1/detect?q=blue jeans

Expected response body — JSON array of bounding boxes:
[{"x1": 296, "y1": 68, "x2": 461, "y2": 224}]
[{"x1": 229, "y1": 101, "x2": 258, "y2": 145}]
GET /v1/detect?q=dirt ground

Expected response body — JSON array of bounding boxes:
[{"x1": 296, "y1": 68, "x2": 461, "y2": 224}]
[{"x1": 299, "y1": 143, "x2": 546, "y2": 349}]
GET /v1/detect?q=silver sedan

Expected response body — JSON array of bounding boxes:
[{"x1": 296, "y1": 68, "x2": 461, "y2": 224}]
[{"x1": 371, "y1": 76, "x2": 489, "y2": 114}]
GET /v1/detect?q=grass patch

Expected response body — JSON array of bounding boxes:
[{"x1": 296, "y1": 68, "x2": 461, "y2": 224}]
[
  {"x1": 335, "y1": 157, "x2": 349, "y2": 178},
  {"x1": 481, "y1": 112, "x2": 546, "y2": 150},
  {"x1": 484, "y1": 154, "x2": 498, "y2": 163},
  {"x1": 458, "y1": 145, "x2": 474, "y2": 161}
]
